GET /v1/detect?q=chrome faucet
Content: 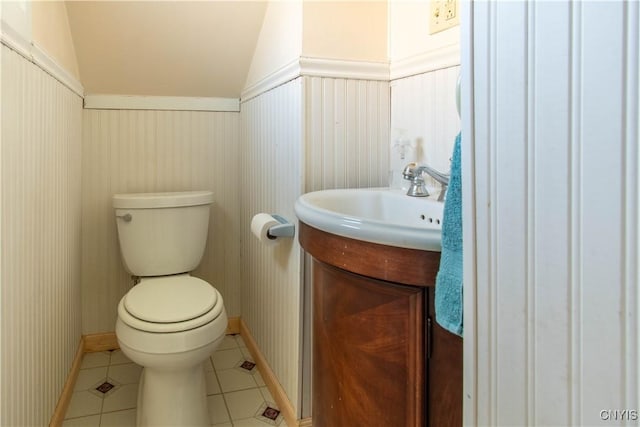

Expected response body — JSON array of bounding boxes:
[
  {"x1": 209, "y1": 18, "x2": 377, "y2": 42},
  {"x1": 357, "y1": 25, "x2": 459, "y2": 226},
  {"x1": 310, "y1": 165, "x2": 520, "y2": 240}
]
[{"x1": 402, "y1": 162, "x2": 450, "y2": 201}]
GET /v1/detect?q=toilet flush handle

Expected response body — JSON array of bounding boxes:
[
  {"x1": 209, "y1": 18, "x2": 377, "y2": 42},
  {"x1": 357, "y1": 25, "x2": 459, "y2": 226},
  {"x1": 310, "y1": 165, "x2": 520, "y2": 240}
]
[{"x1": 116, "y1": 213, "x2": 132, "y2": 222}]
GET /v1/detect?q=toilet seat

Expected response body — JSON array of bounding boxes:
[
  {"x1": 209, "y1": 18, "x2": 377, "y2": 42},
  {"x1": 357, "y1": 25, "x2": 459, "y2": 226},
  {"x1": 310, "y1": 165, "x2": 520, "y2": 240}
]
[{"x1": 118, "y1": 275, "x2": 224, "y2": 333}]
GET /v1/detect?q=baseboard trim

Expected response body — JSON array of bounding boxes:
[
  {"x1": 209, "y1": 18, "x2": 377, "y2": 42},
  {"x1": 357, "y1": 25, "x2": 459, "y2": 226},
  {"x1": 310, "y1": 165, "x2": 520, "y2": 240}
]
[
  {"x1": 82, "y1": 318, "x2": 241, "y2": 353},
  {"x1": 83, "y1": 332, "x2": 119, "y2": 353},
  {"x1": 227, "y1": 316, "x2": 241, "y2": 334},
  {"x1": 240, "y1": 319, "x2": 299, "y2": 427},
  {"x1": 298, "y1": 417, "x2": 313, "y2": 426},
  {"x1": 49, "y1": 337, "x2": 85, "y2": 427}
]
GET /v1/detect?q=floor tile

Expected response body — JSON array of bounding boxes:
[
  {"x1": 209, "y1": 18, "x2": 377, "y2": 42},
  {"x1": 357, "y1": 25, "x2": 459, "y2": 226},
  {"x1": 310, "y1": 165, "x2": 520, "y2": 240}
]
[
  {"x1": 65, "y1": 333, "x2": 292, "y2": 427},
  {"x1": 102, "y1": 383, "x2": 138, "y2": 413},
  {"x1": 108, "y1": 363, "x2": 142, "y2": 384},
  {"x1": 239, "y1": 346, "x2": 253, "y2": 359},
  {"x1": 217, "y1": 369, "x2": 258, "y2": 393},
  {"x1": 235, "y1": 359, "x2": 257, "y2": 375},
  {"x1": 100, "y1": 408, "x2": 137, "y2": 427},
  {"x1": 223, "y1": 388, "x2": 265, "y2": 420},
  {"x1": 217, "y1": 335, "x2": 239, "y2": 351},
  {"x1": 254, "y1": 402, "x2": 284, "y2": 426},
  {"x1": 233, "y1": 417, "x2": 275, "y2": 426},
  {"x1": 254, "y1": 370, "x2": 266, "y2": 386},
  {"x1": 211, "y1": 348, "x2": 244, "y2": 371},
  {"x1": 65, "y1": 391, "x2": 103, "y2": 419},
  {"x1": 61, "y1": 414, "x2": 101, "y2": 427},
  {"x1": 80, "y1": 352, "x2": 111, "y2": 369},
  {"x1": 207, "y1": 394, "x2": 231, "y2": 425},
  {"x1": 234, "y1": 335, "x2": 248, "y2": 348},
  {"x1": 74, "y1": 367, "x2": 108, "y2": 391},
  {"x1": 206, "y1": 369, "x2": 222, "y2": 395},
  {"x1": 259, "y1": 386, "x2": 274, "y2": 402},
  {"x1": 90, "y1": 378, "x2": 121, "y2": 399},
  {"x1": 109, "y1": 350, "x2": 132, "y2": 365}
]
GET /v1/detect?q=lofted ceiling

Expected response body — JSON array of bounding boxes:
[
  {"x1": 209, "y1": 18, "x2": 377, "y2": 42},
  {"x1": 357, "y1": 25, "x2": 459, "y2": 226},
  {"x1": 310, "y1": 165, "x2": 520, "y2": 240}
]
[{"x1": 65, "y1": 1, "x2": 268, "y2": 98}]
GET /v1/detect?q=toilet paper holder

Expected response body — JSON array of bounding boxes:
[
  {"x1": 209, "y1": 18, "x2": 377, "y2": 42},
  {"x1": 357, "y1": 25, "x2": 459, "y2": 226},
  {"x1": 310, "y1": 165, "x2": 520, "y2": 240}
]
[{"x1": 267, "y1": 214, "x2": 295, "y2": 238}]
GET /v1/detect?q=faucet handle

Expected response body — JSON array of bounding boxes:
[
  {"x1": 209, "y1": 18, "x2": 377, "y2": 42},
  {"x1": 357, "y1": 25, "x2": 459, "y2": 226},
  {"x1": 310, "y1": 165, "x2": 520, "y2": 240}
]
[
  {"x1": 402, "y1": 162, "x2": 419, "y2": 180},
  {"x1": 402, "y1": 162, "x2": 430, "y2": 197}
]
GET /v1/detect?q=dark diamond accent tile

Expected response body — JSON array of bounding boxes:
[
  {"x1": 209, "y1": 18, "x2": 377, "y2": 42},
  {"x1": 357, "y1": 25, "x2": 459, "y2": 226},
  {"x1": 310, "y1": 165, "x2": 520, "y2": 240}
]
[
  {"x1": 262, "y1": 406, "x2": 280, "y2": 421},
  {"x1": 95, "y1": 381, "x2": 115, "y2": 394},
  {"x1": 89, "y1": 378, "x2": 121, "y2": 399},
  {"x1": 240, "y1": 360, "x2": 256, "y2": 372},
  {"x1": 255, "y1": 402, "x2": 282, "y2": 426}
]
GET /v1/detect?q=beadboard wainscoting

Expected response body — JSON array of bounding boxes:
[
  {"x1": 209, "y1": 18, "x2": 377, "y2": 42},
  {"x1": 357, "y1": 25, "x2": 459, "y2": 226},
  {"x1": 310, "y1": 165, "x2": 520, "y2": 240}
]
[
  {"x1": 304, "y1": 76, "x2": 390, "y2": 191},
  {"x1": 240, "y1": 78, "x2": 305, "y2": 417},
  {"x1": 390, "y1": 66, "x2": 461, "y2": 190},
  {"x1": 81, "y1": 109, "x2": 241, "y2": 334},
  {"x1": 240, "y1": 75, "x2": 390, "y2": 419},
  {"x1": 1, "y1": 45, "x2": 83, "y2": 426}
]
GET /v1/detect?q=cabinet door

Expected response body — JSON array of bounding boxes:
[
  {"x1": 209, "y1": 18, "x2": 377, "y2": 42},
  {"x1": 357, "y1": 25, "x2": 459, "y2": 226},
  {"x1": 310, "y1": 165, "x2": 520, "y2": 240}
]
[{"x1": 312, "y1": 260, "x2": 425, "y2": 427}]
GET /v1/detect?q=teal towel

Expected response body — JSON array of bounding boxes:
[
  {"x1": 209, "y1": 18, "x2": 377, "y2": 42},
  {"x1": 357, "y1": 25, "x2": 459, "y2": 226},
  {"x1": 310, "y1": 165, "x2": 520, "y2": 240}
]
[{"x1": 435, "y1": 132, "x2": 463, "y2": 337}]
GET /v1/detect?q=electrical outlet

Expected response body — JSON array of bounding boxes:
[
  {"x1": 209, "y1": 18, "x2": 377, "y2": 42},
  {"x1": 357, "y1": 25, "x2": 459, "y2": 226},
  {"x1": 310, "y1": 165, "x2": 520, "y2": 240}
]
[{"x1": 429, "y1": 0, "x2": 460, "y2": 35}]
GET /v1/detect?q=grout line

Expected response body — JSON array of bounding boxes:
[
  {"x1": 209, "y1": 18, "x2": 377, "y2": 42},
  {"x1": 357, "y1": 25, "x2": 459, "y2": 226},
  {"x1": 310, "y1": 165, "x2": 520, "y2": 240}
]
[{"x1": 220, "y1": 391, "x2": 234, "y2": 425}]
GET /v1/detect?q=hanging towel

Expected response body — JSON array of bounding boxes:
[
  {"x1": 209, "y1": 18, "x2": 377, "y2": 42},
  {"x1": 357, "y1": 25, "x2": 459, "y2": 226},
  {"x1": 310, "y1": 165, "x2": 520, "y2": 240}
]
[{"x1": 435, "y1": 132, "x2": 463, "y2": 337}]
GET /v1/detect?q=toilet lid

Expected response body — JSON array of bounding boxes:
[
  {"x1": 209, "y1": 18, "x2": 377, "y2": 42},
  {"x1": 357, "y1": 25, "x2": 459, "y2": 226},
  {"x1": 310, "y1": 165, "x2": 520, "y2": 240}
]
[
  {"x1": 124, "y1": 276, "x2": 217, "y2": 323},
  {"x1": 119, "y1": 276, "x2": 224, "y2": 333}
]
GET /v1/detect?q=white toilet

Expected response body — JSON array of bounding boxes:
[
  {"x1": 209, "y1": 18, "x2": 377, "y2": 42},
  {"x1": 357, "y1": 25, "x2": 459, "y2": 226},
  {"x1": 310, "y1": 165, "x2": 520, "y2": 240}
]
[{"x1": 113, "y1": 190, "x2": 228, "y2": 427}]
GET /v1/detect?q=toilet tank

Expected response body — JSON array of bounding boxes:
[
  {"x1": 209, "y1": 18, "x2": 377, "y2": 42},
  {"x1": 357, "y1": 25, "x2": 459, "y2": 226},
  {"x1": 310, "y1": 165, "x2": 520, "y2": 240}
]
[{"x1": 113, "y1": 191, "x2": 214, "y2": 277}]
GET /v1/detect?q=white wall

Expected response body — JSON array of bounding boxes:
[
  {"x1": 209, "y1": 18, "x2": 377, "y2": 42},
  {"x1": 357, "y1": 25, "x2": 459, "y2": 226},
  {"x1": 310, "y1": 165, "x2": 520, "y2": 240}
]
[
  {"x1": 243, "y1": 1, "x2": 303, "y2": 91},
  {"x1": 389, "y1": 1, "x2": 459, "y2": 63},
  {"x1": 31, "y1": 1, "x2": 80, "y2": 80},
  {"x1": 388, "y1": 0, "x2": 460, "y2": 80},
  {"x1": 244, "y1": 1, "x2": 389, "y2": 94},
  {"x1": 1, "y1": 45, "x2": 83, "y2": 426},
  {"x1": 81, "y1": 109, "x2": 241, "y2": 334},
  {"x1": 302, "y1": 1, "x2": 387, "y2": 62},
  {"x1": 463, "y1": 1, "x2": 639, "y2": 424}
]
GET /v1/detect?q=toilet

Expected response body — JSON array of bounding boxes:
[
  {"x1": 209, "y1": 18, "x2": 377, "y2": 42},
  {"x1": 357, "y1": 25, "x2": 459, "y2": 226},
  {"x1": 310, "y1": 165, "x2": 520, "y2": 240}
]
[{"x1": 113, "y1": 190, "x2": 227, "y2": 427}]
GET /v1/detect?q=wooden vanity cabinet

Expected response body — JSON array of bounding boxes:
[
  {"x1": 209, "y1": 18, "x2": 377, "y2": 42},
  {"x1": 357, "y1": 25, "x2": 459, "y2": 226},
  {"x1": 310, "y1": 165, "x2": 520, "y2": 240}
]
[
  {"x1": 313, "y1": 262, "x2": 425, "y2": 426},
  {"x1": 299, "y1": 222, "x2": 462, "y2": 427}
]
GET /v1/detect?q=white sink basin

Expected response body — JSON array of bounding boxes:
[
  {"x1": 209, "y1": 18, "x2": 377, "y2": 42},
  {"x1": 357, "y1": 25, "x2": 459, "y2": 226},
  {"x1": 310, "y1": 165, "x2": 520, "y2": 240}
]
[{"x1": 294, "y1": 188, "x2": 443, "y2": 251}]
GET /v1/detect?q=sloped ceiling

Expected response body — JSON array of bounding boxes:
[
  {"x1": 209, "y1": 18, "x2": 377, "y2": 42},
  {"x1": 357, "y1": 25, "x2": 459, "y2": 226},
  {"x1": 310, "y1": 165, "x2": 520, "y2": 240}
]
[{"x1": 65, "y1": 1, "x2": 267, "y2": 98}]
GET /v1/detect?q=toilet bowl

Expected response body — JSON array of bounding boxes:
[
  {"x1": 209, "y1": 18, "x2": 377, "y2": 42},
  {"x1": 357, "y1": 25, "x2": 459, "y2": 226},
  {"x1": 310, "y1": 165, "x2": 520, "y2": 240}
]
[{"x1": 112, "y1": 191, "x2": 227, "y2": 426}]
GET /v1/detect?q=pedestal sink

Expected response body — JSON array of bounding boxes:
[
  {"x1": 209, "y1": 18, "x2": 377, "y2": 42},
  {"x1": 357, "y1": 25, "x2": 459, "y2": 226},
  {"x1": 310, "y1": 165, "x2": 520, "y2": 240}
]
[{"x1": 294, "y1": 187, "x2": 443, "y2": 251}]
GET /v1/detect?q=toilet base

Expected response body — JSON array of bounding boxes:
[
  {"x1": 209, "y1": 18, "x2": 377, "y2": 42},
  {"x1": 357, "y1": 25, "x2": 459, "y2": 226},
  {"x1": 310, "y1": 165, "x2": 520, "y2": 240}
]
[
  {"x1": 136, "y1": 364, "x2": 209, "y2": 427},
  {"x1": 116, "y1": 332, "x2": 225, "y2": 427},
  {"x1": 115, "y1": 297, "x2": 227, "y2": 426}
]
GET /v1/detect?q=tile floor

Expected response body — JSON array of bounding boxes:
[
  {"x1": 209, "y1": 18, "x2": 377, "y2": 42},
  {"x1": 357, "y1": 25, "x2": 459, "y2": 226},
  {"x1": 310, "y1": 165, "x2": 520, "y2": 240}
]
[{"x1": 63, "y1": 334, "x2": 288, "y2": 427}]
